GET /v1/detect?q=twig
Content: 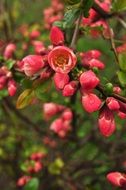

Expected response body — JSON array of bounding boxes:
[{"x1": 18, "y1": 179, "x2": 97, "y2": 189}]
[{"x1": 70, "y1": 12, "x2": 82, "y2": 49}]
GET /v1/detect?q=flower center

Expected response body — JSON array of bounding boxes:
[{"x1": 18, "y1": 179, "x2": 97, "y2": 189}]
[{"x1": 54, "y1": 54, "x2": 69, "y2": 68}]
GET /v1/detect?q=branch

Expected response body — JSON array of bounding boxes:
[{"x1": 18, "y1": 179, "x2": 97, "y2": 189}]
[{"x1": 70, "y1": 11, "x2": 83, "y2": 49}]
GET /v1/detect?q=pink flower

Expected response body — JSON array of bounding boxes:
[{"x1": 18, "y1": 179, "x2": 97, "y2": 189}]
[
  {"x1": 88, "y1": 59, "x2": 105, "y2": 69},
  {"x1": 48, "y1": 46, "x2": 77, "y2": 73},
  {"x1": 33, "y1": 161, "x2": 43, "y2": 173},
  {"x1": 62, "y1": 81, "x2": 78, "y2": 97},
  {"x1": 30, "y1": 30, "x2": 40, "y2": 39},
  {"x1": 80, "y1": 70, "x2": 100, "y2": 91},
  {"x1": 7, "y1": 79, "x2": 17, "y2": 96},
  {"x1": 30, "y1": 152, "x2": 45, "y2": 161},
  {"x1": 106, "y1": 97, "x2": 120, "y2": 111},
  {"x1": 17, "y1": 176, "x2": 31, "y2": 187},
  {"x1": 50, "y1": 26, "x2": 64, "y2": 45},
  {"x1": 50, "y1": 118, "x2": 71, "y2": 137},
  {"x1": 118, "y1": 111, "x2": 126, "y2": 119},
  {"x1": 22, "y1": 55, "x2": 45, "y2": 76},
  {"x1": 98, "y1": 107, "x2": 116, "y2": 137},
  {"x1": 43, "y1": 102, "x2": 65, "y2": 120},
  {"x1": 113, "y1": 86, "x2": 121, "y2": 94},
  {"x1": 0, "y1": 76, "x2": 7, "y2": 90},
  {"x1": 61, "y1": 109, "x2": 73, "y2": 121},
  {"x1": 31, "y1": 41, "x2": 45, "y2": 54},
  {"x1": 4, "y1": 43, "x2": 16, "y2": 59},
  {"x1": 81, "y1": 93, "x2": 102, "y2": 113},
  {"x1": 53, "y1": 72, "x2": 69, "y2": 90},
  {"x1": 107, "y1": 172, "x2": 126, "y2": 187}
]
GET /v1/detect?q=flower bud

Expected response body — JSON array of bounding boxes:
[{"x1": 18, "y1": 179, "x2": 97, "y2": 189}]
[
  {"x1": 88, "y1": 59, "x2": 105, "y2": 69},
  {"x1": 50, "y1": 26, "x2": 64, "y2": 45},
  {"x1": 22, "y1": 55, "x2": 45, "y2": 76},
  {"x1": 61, "y1": 109, "x2": 73, "y2": 121},
  {"x1": 62, "y1": 81, "x2": 78, "y2": 97},
  {"x1": 53, "y1": 72, "x2": 69, "y2": 90},
  {"x1": 106, "y1": 97, "x2": 120, "y2": 111},
  {"x1": 0, "y1": 76, "x2": 7, "y2": 90},
  {"x1": 107, "y1": 172, "x2": 126, "y2": 187},
  {"x1": 43, "y1": 102, "x2": 65, "y2": 120},
  {"x1": 80, "y1": 70, "x2": 100, "y2": 91},
  {"x1": 98, "y1": 107, "x2": 116, "y2": 137},
  {"x1": 118, "y1": 111, "x2": 126, "y2": 119},
  {"x1": 7, "y1": 79, "x2": 17, "y2": 96},
  {"x1": 17, "y1": 176, "x2": 31, "y2": 187},
  {"x1": 4, "y1": 43, "x2": 16, "y2": 59},
  {"x1": 82, "y1": 93, "x2": 102, "y2": 113}
]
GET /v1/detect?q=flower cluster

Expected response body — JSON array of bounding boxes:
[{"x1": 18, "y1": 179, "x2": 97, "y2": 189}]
[
  {"x1": 43, "y1": 0, "x2": 64, "y2": 29},
  {"x1": 17, "y1": 151, "x2": 46, "y2": 187},
  {"x1": 0, "y1": 66, "x2": 17, "y2": 96},
  {"x1": 43, "y1": 102, "x2": 73, "y2": 138}
]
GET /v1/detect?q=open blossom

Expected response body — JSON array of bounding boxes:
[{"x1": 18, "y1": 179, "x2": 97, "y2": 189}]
[
  {"x1": 98, "y1": 106, "x2": 116, "y2": 137},
  {"x1": 80, "y1": 70, "x2": 100, "y2": 91},
  {"x1": 53, "y1": 72, "x2": 69, "y2": 90},
  {"x1": 50, "y1": 26, "x2": 64, "y2": 45},
  {"x1": 48, "y1": 46, "x2": 77, "y2": 73},
  {"x1": 107, "y1": 172, "x2": 126, "y2": 187},
  {"x1": 82, "y1": 93, "x2": 102, "y2": 113},
  {"x1": 22, "y1": 55, "x2": 45, "y2": 76}
]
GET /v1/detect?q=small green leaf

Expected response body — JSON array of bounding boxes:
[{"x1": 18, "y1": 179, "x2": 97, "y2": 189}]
[
  {"x1": 112, "y1": 0, "x2": 126, "y2": 12},
  {"x1": 24, "y1": 178, "x2": 39, "y2": 190},
  {"x1": 5, "y1": 59, "x2": 16, "y2": 69},
  {"x1": 63, "y1": 0, "x2": 80, "y2": 5},
  {"x1": 118, "y1": 52, "x2": 126, "y2": 71},
  {"x1": 34, "y1": 80, "x2": 51, "y2": 100},
  {"x1": 63, "y1": 8, "x2": 81, "y2": 29},
  {"x1": 117, "y1": 70, "x2": 126, "y2": 86},
  {"x1": 82, "y1": 0, "x2": 94, "y2": 17},
  {"x1": 16, "y1": 89, "x2": 35, "y2": 109}
]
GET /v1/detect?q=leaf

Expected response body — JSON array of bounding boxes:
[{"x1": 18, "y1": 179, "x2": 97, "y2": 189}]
[
  {"x1": 16, "y1": 89, "x2": 35, "y2": 109},
  {"x1": 117, "y1": 70, "x2": 126, "y2": 86},
  {"x1": 63, "y1": 8, "x2": 81, "y2": 29},
  {"x1": 112, "y1": 0, "x2": 126, "y2": 12},
  {"x1": 34, "y1": 80, "x2": 51, "y2": 100},
  {"x1": 63, "y1": 0, "x2": 80, "y2": 5},
  {"x1": 118, "y1": 52, "x2": 126, "y2": 71},
  {"x1": 5, "y1": 59, "x2": 16, "y2": 69},
  {"x1": 24, "y1": 178, "x2": 39, "y2": 190},
  {"x1": 82, "y1": 0, "x2": 94, "y2": 17}
]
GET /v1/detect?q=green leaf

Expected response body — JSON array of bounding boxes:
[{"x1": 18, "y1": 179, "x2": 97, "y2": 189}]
[
  {"x1": 63, "y1": 8, "x2": 80, "y2": 29},
  {"x1": 112, "y1": 0, "x2": 126, "y2": 12},
  {"x1": 117, "y1": 70, "x2": 126, "y2": 86},
  {"x1": 82, "y1": 0, "x2": 94, "y2": 17},
  {"x1": 118, "y1": 52, "x2": 126, "y2": 71},
  {"x1": 5, "y1": 59, "x2": 16, "y2": 69},
  {"x1": 16, "y1": 89, "x2": 35, "y2": 109},
  {"x1": 63, "y1": 0, "x2": 80, "y2": 5},
  {"x1": 34, "y1": 80, "x2": 51, "y2": 100},
  {"x1": 24, "y1": 178, "x2": 39, "y2": 190}
]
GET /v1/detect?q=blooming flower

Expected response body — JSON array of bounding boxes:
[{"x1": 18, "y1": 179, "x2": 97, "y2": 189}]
[{"x1": 48, "y1": 46, "x2": 77, "y2": 73}]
